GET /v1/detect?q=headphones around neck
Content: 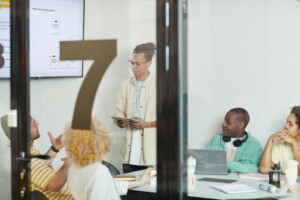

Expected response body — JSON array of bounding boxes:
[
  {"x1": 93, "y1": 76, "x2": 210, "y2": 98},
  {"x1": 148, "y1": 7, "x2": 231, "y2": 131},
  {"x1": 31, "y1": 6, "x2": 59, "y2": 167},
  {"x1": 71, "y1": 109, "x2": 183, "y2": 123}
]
[{"x1": 222, "y1": 132, "x2": 248, "y2": 147}]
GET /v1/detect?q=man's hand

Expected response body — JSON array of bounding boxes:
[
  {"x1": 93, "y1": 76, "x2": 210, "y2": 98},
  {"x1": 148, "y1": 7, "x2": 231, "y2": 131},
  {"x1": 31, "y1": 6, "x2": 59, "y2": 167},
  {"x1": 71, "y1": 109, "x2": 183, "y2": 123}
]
[
  {"x1": 117, "y1": 120, "x2": 128, "y2": 128},
  {"x1": 47, "y1": 132, "x2": 63, "y2": 150},
  {"x1": 130, "y1": 117, "x2": 143, "y2": 129},
  {"x1": 130, "y1": 117, "x2": 156, "y2": 129}
]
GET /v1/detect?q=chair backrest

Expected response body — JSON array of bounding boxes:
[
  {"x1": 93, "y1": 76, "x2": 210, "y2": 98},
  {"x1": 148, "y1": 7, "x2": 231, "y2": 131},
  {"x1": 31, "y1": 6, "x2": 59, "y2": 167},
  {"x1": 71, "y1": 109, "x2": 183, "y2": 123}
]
[
  {"x1": 102, "y1": 160, "x2": 120, "y2": 175},
  {"x1": 1, "y1": 115, "x2": 11, "y2": 140},
  {"x1": 31, "y1": 191, "x2": 48, "y2": 200}
]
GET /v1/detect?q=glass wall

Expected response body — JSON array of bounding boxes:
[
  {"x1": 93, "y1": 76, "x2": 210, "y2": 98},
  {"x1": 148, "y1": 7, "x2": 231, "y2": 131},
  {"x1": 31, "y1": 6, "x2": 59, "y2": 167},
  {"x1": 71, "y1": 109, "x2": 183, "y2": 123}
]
[
  {"x1": 30, "y1": 0, "x2": 157, "y2": 176},
  {"x1": 0, "y1": 0, "x2": 11, "y2": 199},
  {"x1": 0, "y1": 79, "x2": 11, "y2": 200},
  {"x1": 2, "y1": 0, "x2": 157, "y2": 199},
  {"x1": 184, "y1": 0, "x2": 300, "y2": 198}
]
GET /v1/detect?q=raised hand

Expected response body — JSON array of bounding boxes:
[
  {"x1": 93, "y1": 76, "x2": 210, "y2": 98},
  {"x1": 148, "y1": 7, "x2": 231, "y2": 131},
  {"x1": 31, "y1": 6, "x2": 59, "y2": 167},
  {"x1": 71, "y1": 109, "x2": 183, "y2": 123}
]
[
  {"x1": 48, "y1": 132, "x2": 63, "y2": 150},
  {"x1": 271, "y1": 130, "x2": 296, "y2": 144},
  {"x1": 280, "y1": 130, "x2": 297, "y2": 144},
  {"x1": 117, "y1": 120, "x2": 128, "y2": 128}
]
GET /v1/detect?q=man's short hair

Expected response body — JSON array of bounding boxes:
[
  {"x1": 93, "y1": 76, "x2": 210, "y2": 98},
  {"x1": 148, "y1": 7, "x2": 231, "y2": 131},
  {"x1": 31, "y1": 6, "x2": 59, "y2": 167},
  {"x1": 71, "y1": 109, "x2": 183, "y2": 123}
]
[
  {"x1": 133, "y1": 42, "x2": 157, "y2": 61},
  {"x1": 229, "y1": 108, "x2": 250, "y2": 128}
]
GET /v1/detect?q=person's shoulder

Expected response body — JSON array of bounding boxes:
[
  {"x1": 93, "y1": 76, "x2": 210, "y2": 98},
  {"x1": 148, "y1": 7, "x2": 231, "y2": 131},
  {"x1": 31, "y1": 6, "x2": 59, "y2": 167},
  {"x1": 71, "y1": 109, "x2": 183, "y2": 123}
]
[
  {"x1": 121, "y1": 77, "x2": 134, "y2": 84},
  {"x1": 77, "y1": 162, "x2": 110, "y2": 176},
  {"x1": 144, "y1": 74, "x2": 156, "y2": 84},
  {"x1": 246, "y1": 132, "x2": 261, "y2": 145},
  {"x1": 92, "y1": 163, "x2": 112, "y2": 178},
  {"x1": 246, "y1": 132, "x2": 257, "y2": 139},
  {"x1": 149, "y1": 74, "x2": 156, "y2": 82},
  {"x1": 209, "y1": 132, "x2": 223, "y2": 141},
  {"x1": 119, "y1": 77, "x2": 135, "y2": 89},
  {"x1": 90, "y1": 162, "x2": 109, "y2": 171},
  {"x1": 215, "y1": 132, "x2": 223, "y2": 137}
]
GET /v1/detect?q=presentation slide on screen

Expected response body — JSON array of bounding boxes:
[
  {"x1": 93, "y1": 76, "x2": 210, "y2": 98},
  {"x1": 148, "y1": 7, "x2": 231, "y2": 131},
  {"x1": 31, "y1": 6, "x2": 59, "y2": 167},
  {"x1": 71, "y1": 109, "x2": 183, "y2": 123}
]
[
  {"x1": 0, "y1": 0, "x2": 84, "y2": 78},
  {"x1": 0, "y1": 0, "x2": 10, "y2": 77}
]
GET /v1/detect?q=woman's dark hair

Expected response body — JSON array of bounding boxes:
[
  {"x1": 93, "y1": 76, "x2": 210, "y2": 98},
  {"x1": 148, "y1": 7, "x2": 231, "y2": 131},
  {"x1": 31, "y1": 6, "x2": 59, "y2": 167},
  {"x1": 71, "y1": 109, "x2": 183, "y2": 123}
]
[
  {"x1": 291, "y1": 106, "x2": 300, "y2": 127},
  {"x1": 133, "y1": 42, "x2": 156, "y2": 61}
]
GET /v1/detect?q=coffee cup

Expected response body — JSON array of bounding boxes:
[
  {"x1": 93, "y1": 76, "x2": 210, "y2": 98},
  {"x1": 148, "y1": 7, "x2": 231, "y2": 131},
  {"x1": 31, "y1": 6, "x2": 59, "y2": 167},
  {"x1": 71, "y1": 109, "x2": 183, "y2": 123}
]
[
  {"x1": 150, "y1": 169, "x2": 157, "y2": 186},
  {"x1": 187, "y1": 156, "x2": 196, "y2": 174},
  {"x1": 285, "y1": 160, "x2": 298, "y2": 184},
  {"x1": 188, "y1": 173, "x2": 196, "y2": 190}
]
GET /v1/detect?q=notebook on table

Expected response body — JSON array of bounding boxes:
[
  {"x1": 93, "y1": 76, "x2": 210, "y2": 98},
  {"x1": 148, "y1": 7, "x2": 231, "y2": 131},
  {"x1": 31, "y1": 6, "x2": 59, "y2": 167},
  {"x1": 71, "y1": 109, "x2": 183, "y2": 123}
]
[
  {"x1": 210, "y1": 184, "x2": 257, "y2": 194},
  {"x1": 187, "y1": 149, "x2": 228, "y2": 175},
  {"x1": 113, "y1": 175, "x2": 136, "y2": 181}
]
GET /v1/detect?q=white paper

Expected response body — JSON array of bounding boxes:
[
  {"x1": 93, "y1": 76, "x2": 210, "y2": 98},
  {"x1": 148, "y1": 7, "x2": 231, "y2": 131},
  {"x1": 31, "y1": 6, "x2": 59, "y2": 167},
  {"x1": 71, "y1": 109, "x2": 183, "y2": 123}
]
[{"x1": 210, "y1": 184, "x2": 257, "y2": 194}]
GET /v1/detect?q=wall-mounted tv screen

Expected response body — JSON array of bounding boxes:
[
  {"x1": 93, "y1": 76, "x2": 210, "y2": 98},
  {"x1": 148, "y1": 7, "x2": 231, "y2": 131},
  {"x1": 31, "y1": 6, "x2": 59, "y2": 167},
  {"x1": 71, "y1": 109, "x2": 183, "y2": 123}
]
[{"x1": 0, "y1": 0, "x2": 84, "y2": 78}]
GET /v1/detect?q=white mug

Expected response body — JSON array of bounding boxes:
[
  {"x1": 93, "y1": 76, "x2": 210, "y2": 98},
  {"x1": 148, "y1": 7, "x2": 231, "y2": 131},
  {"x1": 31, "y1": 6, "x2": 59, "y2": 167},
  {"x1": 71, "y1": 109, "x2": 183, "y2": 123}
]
[
  {"x1": 188, "y1": 174, "x2": 196, "y2": 190},
  {"x1": 285, "y1": 160, "x2": 298, "y2": 184},
  {"x1": 150, "y1": 169, "x2": 157, "y2": 186},
  {"x1": 187, "y1": 156, "x2": 196, "y2": 174}
]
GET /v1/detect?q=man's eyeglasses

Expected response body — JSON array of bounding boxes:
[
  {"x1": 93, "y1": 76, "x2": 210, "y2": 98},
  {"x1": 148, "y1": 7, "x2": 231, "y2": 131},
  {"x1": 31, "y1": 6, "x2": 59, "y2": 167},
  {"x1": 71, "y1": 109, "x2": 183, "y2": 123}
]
[{"x1": 128, "y1": 60, "x2": 148, "y2": 67}]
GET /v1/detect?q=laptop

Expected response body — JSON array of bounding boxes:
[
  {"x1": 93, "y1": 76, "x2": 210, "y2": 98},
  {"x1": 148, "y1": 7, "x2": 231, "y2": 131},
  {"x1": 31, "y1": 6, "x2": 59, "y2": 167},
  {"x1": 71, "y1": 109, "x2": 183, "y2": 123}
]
[{"x1": 187, "y1": 149, "x2": 228, "y2": 175}]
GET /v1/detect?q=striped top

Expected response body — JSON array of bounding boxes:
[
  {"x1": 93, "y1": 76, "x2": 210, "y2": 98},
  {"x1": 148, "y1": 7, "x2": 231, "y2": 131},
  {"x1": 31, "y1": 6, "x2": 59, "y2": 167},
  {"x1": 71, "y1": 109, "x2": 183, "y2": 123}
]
[{"x1": 31, "y1": 148, "x2": 74, "y2": 200}]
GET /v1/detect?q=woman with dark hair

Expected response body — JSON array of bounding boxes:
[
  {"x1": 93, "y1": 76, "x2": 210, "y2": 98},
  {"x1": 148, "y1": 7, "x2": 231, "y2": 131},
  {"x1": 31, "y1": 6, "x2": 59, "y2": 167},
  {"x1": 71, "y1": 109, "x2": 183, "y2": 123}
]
[{"x1": 260, "y1": 106, "x2": 300, "y2": 175}]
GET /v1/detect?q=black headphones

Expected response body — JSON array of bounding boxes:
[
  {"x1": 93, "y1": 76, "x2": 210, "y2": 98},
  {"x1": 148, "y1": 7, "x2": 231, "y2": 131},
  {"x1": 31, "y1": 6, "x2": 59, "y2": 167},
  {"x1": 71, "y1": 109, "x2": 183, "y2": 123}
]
[{"x1": 222, "y1": 132, "x2": 248, "y2": 147}]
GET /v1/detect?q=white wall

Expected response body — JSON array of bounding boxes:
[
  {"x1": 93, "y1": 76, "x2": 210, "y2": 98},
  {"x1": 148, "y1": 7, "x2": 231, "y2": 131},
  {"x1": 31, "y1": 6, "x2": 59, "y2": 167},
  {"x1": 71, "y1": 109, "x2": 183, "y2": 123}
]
[
  {"x1": 0, "y1": 0, "x2": 156, "y2": 198},
  {"x1": 188, "y1": 0, "x2": 300, "y2": 148}
]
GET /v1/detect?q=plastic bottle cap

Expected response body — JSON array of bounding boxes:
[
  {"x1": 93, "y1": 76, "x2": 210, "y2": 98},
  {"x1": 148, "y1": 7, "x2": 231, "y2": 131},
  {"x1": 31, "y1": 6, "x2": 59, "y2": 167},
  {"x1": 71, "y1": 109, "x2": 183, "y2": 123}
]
[{"x1": 188, "y1": 156, "x2": 196, "y2": 165}]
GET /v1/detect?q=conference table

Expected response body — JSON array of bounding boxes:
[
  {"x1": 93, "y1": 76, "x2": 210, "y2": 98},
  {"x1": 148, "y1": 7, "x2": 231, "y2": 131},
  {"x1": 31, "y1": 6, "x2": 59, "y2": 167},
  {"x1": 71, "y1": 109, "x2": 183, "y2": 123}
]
[{"x1": 127, "y1": 171, "x2": 300, "y2": 200}]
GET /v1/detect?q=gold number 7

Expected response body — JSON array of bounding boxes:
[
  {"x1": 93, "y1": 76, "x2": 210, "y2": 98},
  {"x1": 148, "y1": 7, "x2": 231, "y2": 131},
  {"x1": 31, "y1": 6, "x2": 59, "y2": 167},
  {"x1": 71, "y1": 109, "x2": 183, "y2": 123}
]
[{"x1": 60, "y1": 40, "x2": 117, "y2": 129}]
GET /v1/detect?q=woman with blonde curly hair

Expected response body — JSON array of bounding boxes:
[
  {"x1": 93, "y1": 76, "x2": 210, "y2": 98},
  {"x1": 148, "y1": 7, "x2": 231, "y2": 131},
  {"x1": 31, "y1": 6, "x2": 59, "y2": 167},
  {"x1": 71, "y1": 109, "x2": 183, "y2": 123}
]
[{"x1": 64, "y1": 119, "x2": 154, "y2": 200}]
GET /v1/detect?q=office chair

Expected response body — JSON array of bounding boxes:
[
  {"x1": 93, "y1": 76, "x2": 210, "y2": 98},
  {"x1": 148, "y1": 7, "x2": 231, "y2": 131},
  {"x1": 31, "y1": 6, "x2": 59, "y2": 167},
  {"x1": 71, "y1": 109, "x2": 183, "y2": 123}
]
[
  {"x1": 1, "y1": 115, "x2": 11, "y2": 140},
  {"x1": 31, "y1": 191, "x2": 48, "y2": 200},
  {"x1": 102, "y1": 160, "x2": 121, "y2": 175}
]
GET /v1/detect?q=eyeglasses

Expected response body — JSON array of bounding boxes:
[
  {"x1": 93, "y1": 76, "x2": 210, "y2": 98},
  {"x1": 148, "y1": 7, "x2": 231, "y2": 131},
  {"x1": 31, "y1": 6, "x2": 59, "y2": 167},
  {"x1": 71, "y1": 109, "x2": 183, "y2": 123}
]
[{"x1": 128, "y1": 60, "x2": 148, "y2": 67}]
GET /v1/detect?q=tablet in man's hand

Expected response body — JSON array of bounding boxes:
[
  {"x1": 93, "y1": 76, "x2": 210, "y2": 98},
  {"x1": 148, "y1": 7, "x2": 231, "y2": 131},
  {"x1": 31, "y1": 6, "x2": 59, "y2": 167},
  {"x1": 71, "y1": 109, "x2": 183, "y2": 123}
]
[
  {"x1": 111, "y1": 116, "x2": 129, "y2": 122},
  {"x1": 129, "y1": 118, "x2": 139, "y2": 123},
  {"x1": 111, "y1": 116, "x2": 139, "y2": 123}
]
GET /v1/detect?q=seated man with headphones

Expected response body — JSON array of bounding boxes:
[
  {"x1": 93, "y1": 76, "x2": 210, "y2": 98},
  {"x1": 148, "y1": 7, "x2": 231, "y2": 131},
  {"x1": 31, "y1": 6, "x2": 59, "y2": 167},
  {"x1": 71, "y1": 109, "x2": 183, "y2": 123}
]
[{"x1": 205, "y1": 108, "x2": 263, "y2": 173}]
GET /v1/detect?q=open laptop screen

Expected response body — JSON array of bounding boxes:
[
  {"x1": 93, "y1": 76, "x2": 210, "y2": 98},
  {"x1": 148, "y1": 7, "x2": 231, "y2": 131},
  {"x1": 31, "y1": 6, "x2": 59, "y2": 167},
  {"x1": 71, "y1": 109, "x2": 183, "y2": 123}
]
[{"x1": 188, "y1": 149, "x2": 228, "y2": 175}]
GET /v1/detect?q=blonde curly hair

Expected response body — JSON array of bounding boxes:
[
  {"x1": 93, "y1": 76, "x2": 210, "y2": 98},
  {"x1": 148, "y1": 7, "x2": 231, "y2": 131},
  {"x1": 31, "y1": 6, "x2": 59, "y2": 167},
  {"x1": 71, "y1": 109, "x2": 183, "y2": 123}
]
[{"x1": 64, "y1": 119, "x2": 111, "y2": 166}]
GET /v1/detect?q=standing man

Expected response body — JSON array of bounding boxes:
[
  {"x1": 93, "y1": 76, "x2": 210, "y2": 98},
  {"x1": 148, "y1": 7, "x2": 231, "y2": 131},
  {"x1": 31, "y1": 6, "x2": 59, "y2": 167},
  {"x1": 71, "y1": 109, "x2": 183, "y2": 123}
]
[
  {"x1": 114, "y1": 42, "x2": 157, "y2": 173},
  {"x1": 205, "y1": 108, "x2": 263, "y2": 173}
]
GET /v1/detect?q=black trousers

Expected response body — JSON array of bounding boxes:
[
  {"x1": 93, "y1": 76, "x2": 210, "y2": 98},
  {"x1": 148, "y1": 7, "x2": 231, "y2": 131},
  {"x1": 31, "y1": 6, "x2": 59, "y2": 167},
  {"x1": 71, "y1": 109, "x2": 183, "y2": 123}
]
[{"x1": 123, "y1": 164, "x2": 148, "y2": 173}]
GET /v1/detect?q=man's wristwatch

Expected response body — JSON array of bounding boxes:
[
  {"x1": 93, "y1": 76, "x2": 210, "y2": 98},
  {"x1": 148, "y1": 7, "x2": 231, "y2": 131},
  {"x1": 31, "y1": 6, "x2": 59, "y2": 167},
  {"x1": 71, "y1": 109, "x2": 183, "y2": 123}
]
[{"x1": 51, "y1": 146, "x2": 59, "y2": 153}]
